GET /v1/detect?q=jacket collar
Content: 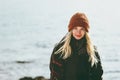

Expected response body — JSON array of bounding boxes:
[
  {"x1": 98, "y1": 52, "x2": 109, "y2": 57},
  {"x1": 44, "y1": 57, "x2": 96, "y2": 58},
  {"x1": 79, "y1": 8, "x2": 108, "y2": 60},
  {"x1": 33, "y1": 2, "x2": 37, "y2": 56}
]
[{"x1": 70, "y1": 35, "x2": 87, "y2": 52}]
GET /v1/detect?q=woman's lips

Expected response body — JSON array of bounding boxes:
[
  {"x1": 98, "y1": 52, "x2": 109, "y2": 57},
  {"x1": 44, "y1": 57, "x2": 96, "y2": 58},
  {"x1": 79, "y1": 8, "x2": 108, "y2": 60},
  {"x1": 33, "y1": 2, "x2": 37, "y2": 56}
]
[{"x1": 76, "y1": 35, "x2": 81, "y2": 37}]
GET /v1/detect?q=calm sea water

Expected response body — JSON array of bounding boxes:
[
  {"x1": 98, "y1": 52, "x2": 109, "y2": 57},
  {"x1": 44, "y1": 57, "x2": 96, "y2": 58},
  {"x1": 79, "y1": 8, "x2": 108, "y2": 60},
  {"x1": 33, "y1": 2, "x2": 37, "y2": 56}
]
[{"x1": 0, "y1": 0, "x2": 120, "y2": 80}]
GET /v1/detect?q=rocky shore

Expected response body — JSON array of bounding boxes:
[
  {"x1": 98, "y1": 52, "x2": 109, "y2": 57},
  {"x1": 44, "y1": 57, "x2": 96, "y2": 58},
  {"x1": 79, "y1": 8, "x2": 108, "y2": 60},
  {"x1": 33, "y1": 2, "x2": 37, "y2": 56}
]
[{"x1": 19, "y1": 76, "x2": 49, "y2": 80}]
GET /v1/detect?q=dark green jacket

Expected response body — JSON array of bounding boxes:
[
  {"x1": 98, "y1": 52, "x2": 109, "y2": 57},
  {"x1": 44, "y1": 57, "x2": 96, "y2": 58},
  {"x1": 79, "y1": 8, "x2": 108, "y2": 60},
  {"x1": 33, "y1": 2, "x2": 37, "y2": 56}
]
[{"x1": 49, "y1": 36, "x2": 103, "y2": 80}]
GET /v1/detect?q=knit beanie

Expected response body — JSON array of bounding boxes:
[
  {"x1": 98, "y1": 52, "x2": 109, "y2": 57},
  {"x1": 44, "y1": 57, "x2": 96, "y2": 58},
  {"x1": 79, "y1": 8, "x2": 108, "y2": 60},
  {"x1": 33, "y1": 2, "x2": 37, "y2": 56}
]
[{"x1": 68, "y1": 12, "x2": 90, "y2": 32}]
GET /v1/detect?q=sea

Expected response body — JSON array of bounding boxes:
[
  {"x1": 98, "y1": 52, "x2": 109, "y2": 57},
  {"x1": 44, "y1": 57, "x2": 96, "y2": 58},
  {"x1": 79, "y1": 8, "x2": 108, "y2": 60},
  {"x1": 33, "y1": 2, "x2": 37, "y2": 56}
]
[{"x1": 0, "y1": 0, "x2": 120, "y2": 80}]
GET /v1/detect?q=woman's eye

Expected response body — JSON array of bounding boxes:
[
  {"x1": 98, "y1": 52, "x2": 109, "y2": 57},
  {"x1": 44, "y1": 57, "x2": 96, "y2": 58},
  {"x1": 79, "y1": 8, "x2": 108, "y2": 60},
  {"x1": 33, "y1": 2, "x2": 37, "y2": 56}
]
[
  {"x1": 81, "y1": 28, "x2": 85, "y2": 31},
  {"x1": 74, "y1": 27, "x2": 77, "y2": 30}
]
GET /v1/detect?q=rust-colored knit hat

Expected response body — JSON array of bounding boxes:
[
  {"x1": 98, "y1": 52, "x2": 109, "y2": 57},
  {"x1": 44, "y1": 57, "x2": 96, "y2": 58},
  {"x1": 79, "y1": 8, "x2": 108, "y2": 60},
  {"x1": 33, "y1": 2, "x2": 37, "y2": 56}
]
[{"x1": 68, "y1": 12, "x2": 90, "y2": 32}]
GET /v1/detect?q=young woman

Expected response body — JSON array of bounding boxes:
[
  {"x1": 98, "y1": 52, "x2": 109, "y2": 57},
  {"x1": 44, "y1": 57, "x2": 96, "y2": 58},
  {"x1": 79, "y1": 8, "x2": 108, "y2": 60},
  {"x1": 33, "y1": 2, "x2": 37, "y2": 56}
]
[{"x1": 49, "y1": 12, "x2": 103, "y2": 80}]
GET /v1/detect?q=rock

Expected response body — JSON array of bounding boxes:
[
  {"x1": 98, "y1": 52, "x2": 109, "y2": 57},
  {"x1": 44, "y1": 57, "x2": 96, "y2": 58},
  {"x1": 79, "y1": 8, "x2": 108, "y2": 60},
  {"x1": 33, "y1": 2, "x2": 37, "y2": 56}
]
[
  {"x1": 19, "y1": 76, "x2": 49, "y2": 80},
  {"x1": 34, "y1": 76, "x2": 49, "y2": 80},
  {"x1": 15, "y1": 61, "x2": 31, "y2": 64},
  {"x1": 19, "y1": 77, "x2": 33, "y2": 80}
]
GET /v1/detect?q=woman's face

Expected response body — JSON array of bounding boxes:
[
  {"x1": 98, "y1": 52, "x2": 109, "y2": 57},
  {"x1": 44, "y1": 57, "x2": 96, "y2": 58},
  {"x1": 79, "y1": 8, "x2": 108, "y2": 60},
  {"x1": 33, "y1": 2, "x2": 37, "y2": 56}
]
[{"x1": 72, "y1": 26, "x2": 86, "y2": 40}]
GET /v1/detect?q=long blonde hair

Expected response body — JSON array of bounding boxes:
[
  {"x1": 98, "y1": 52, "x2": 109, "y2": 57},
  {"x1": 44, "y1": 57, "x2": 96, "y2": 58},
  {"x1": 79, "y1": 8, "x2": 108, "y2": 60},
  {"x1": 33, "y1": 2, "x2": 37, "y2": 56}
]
[{"x1": 54, "y1": 31, "x2": 98, "y2": 66}]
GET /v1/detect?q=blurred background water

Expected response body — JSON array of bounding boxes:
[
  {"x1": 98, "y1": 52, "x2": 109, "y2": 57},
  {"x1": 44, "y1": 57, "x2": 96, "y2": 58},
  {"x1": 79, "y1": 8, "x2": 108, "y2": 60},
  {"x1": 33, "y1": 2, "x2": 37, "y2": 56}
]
[{"x1": 0, "y1": 0, "x2": 120, "y2": 80}]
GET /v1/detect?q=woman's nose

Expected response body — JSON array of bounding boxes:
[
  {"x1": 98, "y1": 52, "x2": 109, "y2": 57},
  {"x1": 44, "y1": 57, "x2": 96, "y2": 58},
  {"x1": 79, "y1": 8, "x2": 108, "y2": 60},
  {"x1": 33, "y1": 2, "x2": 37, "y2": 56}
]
[{"x1": 77, "y1": 30, "x2": 82, "y2": 34}]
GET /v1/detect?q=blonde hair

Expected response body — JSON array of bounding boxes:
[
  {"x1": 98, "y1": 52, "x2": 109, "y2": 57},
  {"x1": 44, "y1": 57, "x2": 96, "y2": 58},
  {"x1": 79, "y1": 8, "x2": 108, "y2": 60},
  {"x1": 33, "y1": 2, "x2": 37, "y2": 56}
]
[{"x1": 54, "y1": 31, "x2": 98, "y2": 66}]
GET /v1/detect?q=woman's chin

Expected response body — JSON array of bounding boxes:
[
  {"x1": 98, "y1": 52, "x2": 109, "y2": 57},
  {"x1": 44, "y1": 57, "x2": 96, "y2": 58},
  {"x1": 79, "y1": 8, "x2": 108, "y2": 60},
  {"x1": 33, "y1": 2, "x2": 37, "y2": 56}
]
[{"x1": 74, "y1": 36, "x2": 82, "y2": 40}]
